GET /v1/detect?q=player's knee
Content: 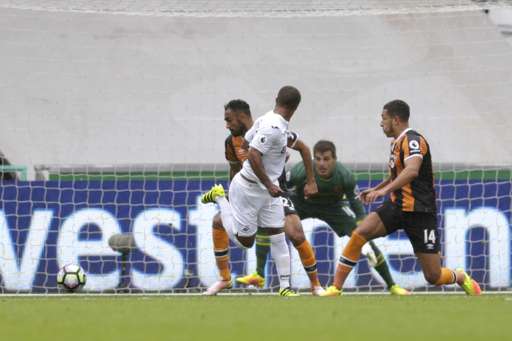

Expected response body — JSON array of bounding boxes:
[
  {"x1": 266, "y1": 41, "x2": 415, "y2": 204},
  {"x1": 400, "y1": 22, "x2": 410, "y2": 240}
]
[
  {"x1": 353, "y1": 225, "x2": 371, "y2": 240},
  {"x1": 287, "y1": 230, "x2": 305, "y2": 246},
  {"x1": 285, "y1": 228, "x2": 306, "y2": 247},
  {"x1": 284, "y1": 216, "x2": 305, "y2": 246},
  {"x1": 212, "y1": 214, "x2": 223, "y2": 230}
]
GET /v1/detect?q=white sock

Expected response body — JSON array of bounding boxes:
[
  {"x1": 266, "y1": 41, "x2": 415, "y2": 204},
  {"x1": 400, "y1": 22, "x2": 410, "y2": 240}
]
[
  {"x1": 270, "y1": 233, "x2": 291, "y2": 289},
  {"x1": 216, "y1": 196, "x2": 246, "y2": 249}
]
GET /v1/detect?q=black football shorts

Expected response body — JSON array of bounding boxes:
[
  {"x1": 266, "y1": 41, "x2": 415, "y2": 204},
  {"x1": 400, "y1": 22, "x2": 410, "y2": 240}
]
[
  {"x1": 281, "y1": 196, "x2": 297, "y2": 216},
  {"x1": 376, "y1": 201, "x2": 440, "y2": 254}
]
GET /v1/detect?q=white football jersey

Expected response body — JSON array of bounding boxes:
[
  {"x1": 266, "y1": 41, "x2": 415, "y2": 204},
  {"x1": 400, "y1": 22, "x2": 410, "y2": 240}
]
[{"x1": 240, "y1": 110, "x2": 297, "y2": 186}]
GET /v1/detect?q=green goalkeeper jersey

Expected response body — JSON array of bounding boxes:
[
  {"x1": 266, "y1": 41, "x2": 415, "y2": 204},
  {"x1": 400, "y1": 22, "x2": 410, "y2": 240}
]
[{"x1": 287, "y1": 161, "x2": 366, "y2": 220}]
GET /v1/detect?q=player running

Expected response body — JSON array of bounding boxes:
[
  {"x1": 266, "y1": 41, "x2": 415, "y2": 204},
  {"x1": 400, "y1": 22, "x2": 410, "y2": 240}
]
[
  {"x1": 221, "y1": 100, "x2": 324, "y2": 295},
  {"x1": 201, "y1": 86, "x2": 320, "y2": 296},
  {"x1": 321, "y1": 100, "x2": 482, "y2": 296}
]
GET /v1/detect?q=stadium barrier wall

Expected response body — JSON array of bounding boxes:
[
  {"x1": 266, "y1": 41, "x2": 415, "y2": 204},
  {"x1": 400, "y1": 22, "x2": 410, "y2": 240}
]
[
  {"x1": 0, "y1": 178, "x2": 510, "y2": 293},
  {"x1": 2, "y1": 7, "x2": 512, "y2": 170}
]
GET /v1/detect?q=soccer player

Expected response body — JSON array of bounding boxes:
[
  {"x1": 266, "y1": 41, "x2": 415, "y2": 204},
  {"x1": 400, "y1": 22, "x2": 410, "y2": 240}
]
[
  {"x1": 239, "y1": 140, "x2": 410, "y2": 295},
  {"x1": 321, "y1": 100, "x2": 482, "y2": 296},
  {"x1": 201, "y1": 86, "x2": 318, "y2": 296},
  {"x1": 222, "y1": 100, "x2": 324, "y2": 295}
]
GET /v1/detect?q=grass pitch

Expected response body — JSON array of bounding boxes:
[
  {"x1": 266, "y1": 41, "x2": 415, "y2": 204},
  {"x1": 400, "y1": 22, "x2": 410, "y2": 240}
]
[{"x1": 1, "y1": 294, "x2": 510, "y2": 341}]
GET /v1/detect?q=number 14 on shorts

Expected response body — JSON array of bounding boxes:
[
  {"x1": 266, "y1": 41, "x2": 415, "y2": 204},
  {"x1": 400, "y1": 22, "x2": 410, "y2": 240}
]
[{"x1": 423, "y1": 229, "x2": 436, "y2": 244}]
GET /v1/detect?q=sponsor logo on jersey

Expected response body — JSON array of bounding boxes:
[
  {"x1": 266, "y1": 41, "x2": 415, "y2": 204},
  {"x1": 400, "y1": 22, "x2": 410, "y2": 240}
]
[{"x1": 409, "y1": 140, "x2": 420, "y2": 151}]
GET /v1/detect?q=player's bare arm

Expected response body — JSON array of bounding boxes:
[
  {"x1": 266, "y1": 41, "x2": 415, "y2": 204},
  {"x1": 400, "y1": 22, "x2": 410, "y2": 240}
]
[
  {"x1": 364, "y1": 156, "x2": 423, "y2": 204},
  {"x1": 248, "y1": 147, "x2": 283, "y2": 197},
  {"x1": 359, "y1": 176, "x2": 392, "y2": 203},
  {"x1": 289, "y1": 139, "x2": 318, "y2": 198}
]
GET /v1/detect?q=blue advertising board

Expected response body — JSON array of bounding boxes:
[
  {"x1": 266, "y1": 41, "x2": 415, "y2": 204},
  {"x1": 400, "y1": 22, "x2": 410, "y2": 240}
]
[{"x1": 0, "y1": 179, "x2": 510, "y2": 292}]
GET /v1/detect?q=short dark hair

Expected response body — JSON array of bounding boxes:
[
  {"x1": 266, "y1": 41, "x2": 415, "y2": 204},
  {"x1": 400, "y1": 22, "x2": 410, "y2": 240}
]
[
  {"x1": 383, "y1": 99, "x2": 410, "y2": 122},
  {"x1": 224, "y1": 99, "x2": 251, "y2": 116},
  {"x1": 276, "y1": 86, "x2": 301, "y2": 111},
  {"x1": 313, "y1": 140, "x2": 337, "y2": 159}
]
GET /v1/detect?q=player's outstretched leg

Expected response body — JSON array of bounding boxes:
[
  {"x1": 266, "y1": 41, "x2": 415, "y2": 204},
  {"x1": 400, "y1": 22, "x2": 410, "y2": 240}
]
[
  {"x1": 363, "y1": 241, "x2": 411, "y2": 296},
  {"x1": 321, "y1": 230, "x2": 367, "y2": 297},
  {"x1": 285, "y1": 214, "x2": 324, "y2": 295},
  {"x1": 236, "y1": 233, "x2": 268, "y2": 288},
  {"x1": 203, "y1": 213, "x2": 232, "y2": 296},
  {"x1": 201, "y1": 183, "x2": 250, "y2": 249},
  {"x1": 321, "y1": 213, "x2": 387, "y2": 297}
]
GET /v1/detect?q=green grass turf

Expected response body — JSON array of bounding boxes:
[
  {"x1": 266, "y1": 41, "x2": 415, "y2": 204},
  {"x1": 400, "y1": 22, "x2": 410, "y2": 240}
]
[{"x1": 1, "y1": 295, "x2": 511, "y2": 341}]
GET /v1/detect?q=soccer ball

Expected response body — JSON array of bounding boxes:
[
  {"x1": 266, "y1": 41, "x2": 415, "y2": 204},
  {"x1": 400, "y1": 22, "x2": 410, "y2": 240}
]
[{"x1": 57, "y1": 264, "x2": 87, "y2": 291}]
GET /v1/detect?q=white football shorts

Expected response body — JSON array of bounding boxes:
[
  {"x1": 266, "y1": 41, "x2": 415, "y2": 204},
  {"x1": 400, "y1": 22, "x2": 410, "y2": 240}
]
[{"x1": 228, "y1": 173, "x2": 285, "y2": 237}]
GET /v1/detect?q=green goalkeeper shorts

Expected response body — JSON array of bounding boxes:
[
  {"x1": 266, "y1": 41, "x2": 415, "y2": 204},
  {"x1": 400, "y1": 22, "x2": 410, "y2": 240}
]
[{"x1": 293, "y1": 200, "x2": 359, "y2": 237}]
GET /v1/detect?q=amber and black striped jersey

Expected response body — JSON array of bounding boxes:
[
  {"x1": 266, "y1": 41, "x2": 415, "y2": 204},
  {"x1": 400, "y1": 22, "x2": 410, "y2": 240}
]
[
  {"x1": 225, "y1": 135, "x2": 249, "y2": 180},
  {"x1": 388, "y1": 128, "x2": 436, "y2": 213},
  {"x1": 225, "y1": 135, "x2": 248, "y2": 165}
]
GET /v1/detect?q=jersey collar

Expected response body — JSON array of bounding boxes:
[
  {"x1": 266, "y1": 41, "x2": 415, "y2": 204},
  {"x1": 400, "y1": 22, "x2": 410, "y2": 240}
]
[
  {"x1": 393, "y1": 127, "x2": 413, "y2": 146},
  {"x1": 272, "y1": 111, "x2": 289, "y2": 126}
]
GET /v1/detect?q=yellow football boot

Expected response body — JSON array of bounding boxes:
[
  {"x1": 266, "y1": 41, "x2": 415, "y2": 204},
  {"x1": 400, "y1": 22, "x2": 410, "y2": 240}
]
[
  {"x1": 201, "y1": 184, "x2": 225, "y2": 204},
  {"x1": 319, "y1": 285, "x2": 342, "y2": 297},
  {"x1": 236, "y1": 272, "x2": 265, "y2": 288},
  {"x1": 389, "y1": 284, "x2": 412, "y2": 296},
  {"x1": 279, "y1": 287, "x2": 300, "y2": 297},
  {"x1": 456, "y1": 269, "x2": 482, "y2": 296}
]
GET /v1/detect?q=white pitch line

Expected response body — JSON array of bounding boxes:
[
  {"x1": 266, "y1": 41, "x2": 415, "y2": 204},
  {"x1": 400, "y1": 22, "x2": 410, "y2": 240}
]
[{"x1": 1, "y1": 291, "x2": 511, "y2": 298}]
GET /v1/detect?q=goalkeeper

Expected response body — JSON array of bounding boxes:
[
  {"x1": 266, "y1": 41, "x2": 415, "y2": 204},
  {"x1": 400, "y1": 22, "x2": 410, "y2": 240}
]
[{"x1": 238, "y1": 140, "x2": 410, "y2": 295}]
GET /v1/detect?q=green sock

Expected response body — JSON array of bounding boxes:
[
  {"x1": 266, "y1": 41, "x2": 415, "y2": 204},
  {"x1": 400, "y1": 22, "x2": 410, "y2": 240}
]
[
  {"x1": 255, "y1": 234, "x2": 271, "y2": 277},
  {"x1": 369, "y1": 241, "x2": 395, "y2": 289}
]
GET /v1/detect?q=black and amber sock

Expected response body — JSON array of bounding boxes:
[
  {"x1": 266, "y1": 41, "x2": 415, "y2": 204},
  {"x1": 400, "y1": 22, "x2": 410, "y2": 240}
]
[
  {"x1": 295, "y1": 240, "x2": 321, "y2": 287},
  {"x1": 435, "y1": 268, "x2": 457, "y2": 286},
  {"x1": 334, "y1": 232, "x2": 367, "y2": 289}
]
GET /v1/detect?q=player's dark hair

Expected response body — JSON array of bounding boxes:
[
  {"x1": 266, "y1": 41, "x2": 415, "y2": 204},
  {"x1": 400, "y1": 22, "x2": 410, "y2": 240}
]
[
  {"x1": 276, "y1": 86, "x2": 301, "y2": 111},
  {"x1": 224, "y1": 99, "x2": 251, "y2": 117},
  {"x1": 313, "y1": 140, "x2": 337, "y2": 159},
  {"x1": 383, "y1": 99, "x2": 410, "y2": 122}
]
